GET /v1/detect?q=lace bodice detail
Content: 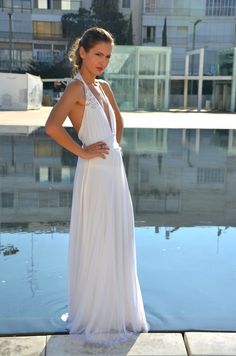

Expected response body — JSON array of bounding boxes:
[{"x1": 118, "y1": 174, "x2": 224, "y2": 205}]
[{"x1": 71, "y1": 71, "x2": 117, "y2": 148}]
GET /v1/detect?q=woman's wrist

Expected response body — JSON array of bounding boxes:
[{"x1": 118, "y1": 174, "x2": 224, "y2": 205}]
[{"x1": 78, "y1": 146, "x2": 87, "y2": 159}]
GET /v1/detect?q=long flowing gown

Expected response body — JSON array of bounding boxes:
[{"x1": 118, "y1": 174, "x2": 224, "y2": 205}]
[{"x1": 66, "y1": 71, "x2": 149, "y2": 344}]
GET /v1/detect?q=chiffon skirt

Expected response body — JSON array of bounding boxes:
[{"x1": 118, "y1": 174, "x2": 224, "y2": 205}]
[{"x1": 65, "y1": 147, "x2": 149, "y2": 344}]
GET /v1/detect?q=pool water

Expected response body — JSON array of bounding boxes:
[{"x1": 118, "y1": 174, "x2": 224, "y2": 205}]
[{"x1": 1, "y1": 127, "x2": 236, "y2": 334}]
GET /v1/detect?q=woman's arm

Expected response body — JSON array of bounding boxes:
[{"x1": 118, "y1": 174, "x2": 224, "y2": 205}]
[
  {"x1": 45, "y1": 81, "x2": 109, "y2": 159},
  {"x1": 101, "y1": 81, "x2": 124, "y2": 144}
]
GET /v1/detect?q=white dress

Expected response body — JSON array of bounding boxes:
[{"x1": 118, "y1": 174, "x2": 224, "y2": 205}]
[{"x1": 66, "y1": 71, "x2": 149, "y2": 344}]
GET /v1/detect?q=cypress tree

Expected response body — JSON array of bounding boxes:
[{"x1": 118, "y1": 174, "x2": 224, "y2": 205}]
[
  {"x1": 126, "y1": 13, "x2": 133, "y2": 45},
  {"x1": 162, "y1": 17, "x2": 167, "y2": 46}
]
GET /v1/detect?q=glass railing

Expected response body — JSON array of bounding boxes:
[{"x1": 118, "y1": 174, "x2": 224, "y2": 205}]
[{"x1": 104, "y1": 45, "x2": 171, "y2": 111}]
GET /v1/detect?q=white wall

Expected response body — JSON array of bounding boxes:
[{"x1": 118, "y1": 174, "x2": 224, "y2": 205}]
[{"x1": 0, "y1": 73, "x2": 42, "y2": 110}]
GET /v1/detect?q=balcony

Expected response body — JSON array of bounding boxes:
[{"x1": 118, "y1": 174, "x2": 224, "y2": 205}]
[
  {"x1": 0, "y1": 1, "x2": 32, "y2": 12},
  {"x1": 0, "y1": 0, "x2": 82, "y2": 13},
  {"x1": 0, "y1": 30, "x2": 67, "y2": 43},
  {"x1": 0, "y1": 31, "x2": 33, "y2": 41},
  {"x1": 143, "y1": 6, "x2": 200, "y2": 16},
  {"x1": 33, "y1": 33, "x2": 66, "y2": 42}
]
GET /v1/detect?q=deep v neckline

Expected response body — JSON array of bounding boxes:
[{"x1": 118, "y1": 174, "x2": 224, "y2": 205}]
[{"x1": 78, "y1": 72, "x2": 113, "y2": 132}]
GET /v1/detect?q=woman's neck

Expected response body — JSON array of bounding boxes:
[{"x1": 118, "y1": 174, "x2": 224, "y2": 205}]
[{"x1": 79, "y1": 68, "x2": 96, "y2": 86}]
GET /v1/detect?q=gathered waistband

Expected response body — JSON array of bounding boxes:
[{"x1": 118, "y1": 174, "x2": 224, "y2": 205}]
[
  {"x1": 82, "y1": 135, "x2": 122, "y2": 152},
  {"x1": 102, "y1": 136, "x2": 121, "y2": 151}
]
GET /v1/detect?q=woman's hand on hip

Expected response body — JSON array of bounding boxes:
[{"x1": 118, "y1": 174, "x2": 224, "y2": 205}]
[{"x1": 82, "y1": 141, "x2": 110, "y2": 159}]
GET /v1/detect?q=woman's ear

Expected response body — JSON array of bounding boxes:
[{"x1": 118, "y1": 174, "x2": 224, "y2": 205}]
[{"x1": 79, "y1": 46, "x2": 86, "y2": 60}]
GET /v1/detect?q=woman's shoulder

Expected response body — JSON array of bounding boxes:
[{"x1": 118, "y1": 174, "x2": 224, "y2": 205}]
[
  {"x1": 97, "y1": 79, "x2": 112, "y2": 94},
  {"x1": 97, "y1": 78, "x2": 110, "y2": 86},
  {"x1": 67, "y1": 77, "x2": 85, "y2": 91},
  {"x1": 64, "y1": 78, "x2": 86, "y2": 103}
]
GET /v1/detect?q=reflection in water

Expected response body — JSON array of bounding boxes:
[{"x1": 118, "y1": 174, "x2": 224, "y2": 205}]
[
  {"x1": 0, "y1": 127, "x2": 236, "y2": 229},
  {"x1": 1, "y1": 225, "x2": 236, "y2": 334},
  {"x1": 0, "y1": 244, "x2": 19, "y2": 256},
  {"x1": 1, "y1": 126, "x2": 236, "y2": 333},
  {"x1": 27, "y1": 232, "x2": 39, "y2": 298}
]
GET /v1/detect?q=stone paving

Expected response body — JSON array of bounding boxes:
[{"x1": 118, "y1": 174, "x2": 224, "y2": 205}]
[
  {"x1": 1, "y1": 332, "x2": 236, "y2": 355},
  {"x1": 1, "y1": 107, "x2": 236, "y2": 130}
]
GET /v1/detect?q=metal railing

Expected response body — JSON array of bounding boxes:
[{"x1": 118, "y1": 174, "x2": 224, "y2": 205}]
[
  {"x1": 0, "y1": 0, "x2": 32, "y2": 12},
  {"x1": 0, "y1": 31, "x2": 33, "y2": 40},
  {"x1": 0, "y1": 30, "x2": 68, "y2": 42},
  {"x1": 143, "y1": 4, "x2": 236, "y2": 17},
  {"x1": 0, "y1": 0, "x2": 82, "y2": 12}
]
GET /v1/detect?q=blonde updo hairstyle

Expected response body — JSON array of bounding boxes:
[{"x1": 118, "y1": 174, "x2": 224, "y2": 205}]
[{"x1": 69, "y1": 27, "x2": 114, "y2": 75}]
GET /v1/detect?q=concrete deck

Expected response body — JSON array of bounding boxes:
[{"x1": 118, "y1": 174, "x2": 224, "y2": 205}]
[
  {"x1": 1, "y1": 332, "x2": 236, "y2": 355},
  {"x1": 0, "y1": 107, "x2": 236, "y2": 129}
]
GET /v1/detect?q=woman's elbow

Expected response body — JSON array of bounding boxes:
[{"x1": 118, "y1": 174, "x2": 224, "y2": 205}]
[{"x1": 45, "y1": 121, "x2": 54, "y2": 137}]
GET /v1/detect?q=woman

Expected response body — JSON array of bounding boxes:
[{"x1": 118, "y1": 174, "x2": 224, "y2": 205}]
[{"x1": 45, "y1": 27, "x2": 149, "y2": 344}]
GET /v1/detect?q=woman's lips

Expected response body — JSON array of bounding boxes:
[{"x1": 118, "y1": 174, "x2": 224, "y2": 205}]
[{"x1": 96, "y1": 67, "x2": 104, "y2": 72}]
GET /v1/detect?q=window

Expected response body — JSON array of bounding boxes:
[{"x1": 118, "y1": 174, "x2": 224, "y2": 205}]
[
  {"x1": 140, "y1": 168, "x2": 149, "y2": 184},
  {"x1": 12, "y1": 0, "x2": 31, "y2": 10},
  {"x1": 21, "y1": 0, "x2": 32, "y2": 10},
  {"x1": 21, "y1": 50, "x2": 32, "y2": 62},
  {"x1": 61, "y1": 167, "x2": 71, "y2": 182},
  {"x1": 34, "y1": 0, "x2": 51, "y2": 9},
  {"x1": 53, "y1": 44, "x2": 66, "y2": 51},
  {"x1": 1, "y1": 0, "x2": 11, "y2": 9},
  {"x1": 35, "y1": 166, "x2": 72, "y2": 183},
  {"x1": 62, "y1": 0, "x2": 79, "y2": 10},
  {"x1": 33, "y1": 21, "x2": 62, "y2": 39},
  {"x1": 34, "y1": 140, "x2": 61, "y2": 157},
  {"x1": 1, "y1": 0, "x2": 31, "y2": 10},
  {"x1": 35, "y1": 50, "x2": 52, "y2": 61},
  {"x1": 177, "y1": 26, "x2": 188, "y2": 34},
  {"x1": 39, "y1": 191, "x2": 57, "y2": 208},
  {"x1": 34, "y1": 44, "x2": 51, "y2": 50},
  {"x1": 206, "y1": 0, "x2": 236, "y2": 16},
  {"x1": 53, "y1": 0, "x2": 79, "y2": 10},
  {"x1": 12, "y1": 50, "x2": 31, "y2": 67},
  {"x1": 59, "y1": 192, "x2": 72, "y2": 207},
  {"x1": 122, "y1": 0, "x2": 130, "y2": 8},
  {"x1": 53, "y1": 168, "x2": 61, "y2": 182},
  {"x1": 1, "y1": 0, "x2": 7, "y2": 9},
  {"x1": 19, "y1": 192, "x2": 38, "y2": 208},
  {"x1": 197, "y1": 168, "x2": 225, "y2": 184},
  {"x1": 143, "y1": 26, "x2": 156, "y2": 43},
  {"x1": 34, "y1": 0, "x2": 79, "y2": 10},
  {"x1": 1, "y1": 193, "x2": 14, "y2": 208},
  {"x1": 35, "y1": 166, "x2": 51, "y2": 182},
  {"x1": 144, "y1": 0, "x2": 156, "y2": 13},
  {"x1": 33, "y1": 44, "x2": 52, "y2": 61}
]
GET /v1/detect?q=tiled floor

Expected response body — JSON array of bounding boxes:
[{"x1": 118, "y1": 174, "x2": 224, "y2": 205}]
[{"x1": 1, "y1": 332, "x2": 236, "y2": 356}]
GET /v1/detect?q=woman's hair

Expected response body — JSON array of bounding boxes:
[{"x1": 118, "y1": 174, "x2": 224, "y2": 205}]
[{"x1": 69, "y1": 27, "x2": 114, "y2": 75}]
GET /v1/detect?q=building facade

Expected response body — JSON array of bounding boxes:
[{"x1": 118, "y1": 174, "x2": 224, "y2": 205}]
[
  {"x1": 1, "y1": 0, "x2": 235, "y2": 75},
  {"x1": 0, "y1": 0, "x2": 142, "y2": 71},
  {"x1": 142, "y1": 0, "x2": 236, "y2": 74},
  {"x1": 0, "y1": 0, "x2": 79, "y2": 71},
  {"x1": 2, "y1": 127, "x2": 236, "y2": 228}
]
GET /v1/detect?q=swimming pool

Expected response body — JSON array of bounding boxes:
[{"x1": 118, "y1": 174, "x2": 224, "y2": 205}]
[{"x1": 1, "y1": 126, "x2": 236, "y2": 334}]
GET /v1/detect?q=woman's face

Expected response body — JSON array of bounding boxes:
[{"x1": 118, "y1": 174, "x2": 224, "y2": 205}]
[{"x1": 79, "y1": 41, "x2": 112, "y2": 76}]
